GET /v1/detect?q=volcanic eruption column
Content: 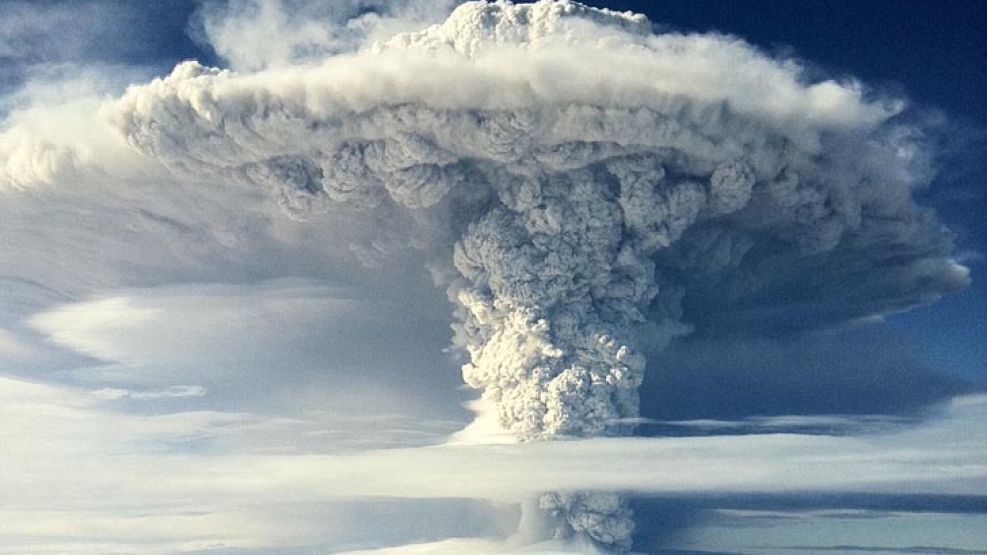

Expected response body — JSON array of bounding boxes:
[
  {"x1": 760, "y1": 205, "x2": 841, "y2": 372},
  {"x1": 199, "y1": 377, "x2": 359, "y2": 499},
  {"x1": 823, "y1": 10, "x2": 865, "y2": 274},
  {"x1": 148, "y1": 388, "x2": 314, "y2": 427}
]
[{"x1": 109, "y1": 0, "x2": 969, "y2": 549}]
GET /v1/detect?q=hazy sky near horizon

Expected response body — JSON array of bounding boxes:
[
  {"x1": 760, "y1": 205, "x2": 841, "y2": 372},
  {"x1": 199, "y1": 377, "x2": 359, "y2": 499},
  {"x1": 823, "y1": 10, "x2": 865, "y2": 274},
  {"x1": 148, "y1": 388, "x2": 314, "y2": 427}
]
[{"x1": 0, "y1": 1, "x2": 985, "y2": 553}]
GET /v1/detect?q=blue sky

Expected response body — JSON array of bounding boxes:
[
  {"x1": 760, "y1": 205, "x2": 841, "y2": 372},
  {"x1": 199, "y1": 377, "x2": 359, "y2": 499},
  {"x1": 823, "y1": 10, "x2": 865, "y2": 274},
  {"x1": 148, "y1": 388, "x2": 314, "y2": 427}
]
[{"x1": 0, "y1": 1, "x2": 985, "y2": 553}]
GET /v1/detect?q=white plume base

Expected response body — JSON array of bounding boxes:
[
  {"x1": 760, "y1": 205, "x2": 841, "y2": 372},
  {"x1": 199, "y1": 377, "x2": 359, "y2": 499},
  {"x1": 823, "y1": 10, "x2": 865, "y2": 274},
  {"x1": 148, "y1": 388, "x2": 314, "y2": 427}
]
[
  {"x1": 338, "y1": 537, "x2": 630, "y2": 554},
  {"x1": 447, "y1": 397, "x2": 518, "y2": 445}
]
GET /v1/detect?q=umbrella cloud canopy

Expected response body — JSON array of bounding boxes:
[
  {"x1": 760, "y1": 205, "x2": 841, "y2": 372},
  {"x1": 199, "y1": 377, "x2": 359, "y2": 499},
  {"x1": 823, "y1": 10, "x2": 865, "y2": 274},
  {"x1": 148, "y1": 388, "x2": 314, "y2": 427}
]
[{"x1": 107, "y1": 0, "x2": 968, "y2": 441}]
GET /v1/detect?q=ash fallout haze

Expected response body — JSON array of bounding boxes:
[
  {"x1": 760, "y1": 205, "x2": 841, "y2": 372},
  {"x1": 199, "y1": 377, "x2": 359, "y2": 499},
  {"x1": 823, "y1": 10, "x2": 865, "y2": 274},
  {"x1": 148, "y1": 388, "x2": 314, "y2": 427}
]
[{"x1": 0, "y1": 0, "x2": 985, "y2": 554}]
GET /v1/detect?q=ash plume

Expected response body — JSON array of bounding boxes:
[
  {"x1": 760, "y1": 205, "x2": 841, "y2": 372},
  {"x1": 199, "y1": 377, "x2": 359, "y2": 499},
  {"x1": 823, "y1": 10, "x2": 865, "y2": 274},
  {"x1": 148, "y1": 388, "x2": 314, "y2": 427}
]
[{"x1": 105, "y1": 0, "x2": 969, "y2": 549}]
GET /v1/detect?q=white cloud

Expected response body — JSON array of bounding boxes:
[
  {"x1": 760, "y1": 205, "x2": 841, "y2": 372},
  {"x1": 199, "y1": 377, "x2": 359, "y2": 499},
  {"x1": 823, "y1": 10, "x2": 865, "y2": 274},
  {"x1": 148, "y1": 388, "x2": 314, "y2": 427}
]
[
  {"x1": 195, "y1": 0, "x2": 365, "y2": 71},
  {"x1": 675, "y1": 509, "x2": 987, "y2": 555},
  {"x1": 27, "y1": 280, "x2": 354, "y2": 382},
  {"x1": 25, "y1": 279, "x2": 466, "y2": 421},
  {"x1": 196, "y1": 396, "x2": 987, "y2": 502},
  {"x1": 0, "y1": 373, "x2": 501, "y2": 552},
  {"x1": 0, "y1": 77, "x2": 151, "y2": 190},
  {"x1": 1, "y1": 369, "x2": 984, "y2": 552},
  {"x1": 91, "y1": 385, "x2": 207, "y2": 400},
  {"x1": 193, "y1": 0, "x2": 462, "y2": 71},
  {"x1": 339, "y1": 538, "x2": 608, "y2": 554}
]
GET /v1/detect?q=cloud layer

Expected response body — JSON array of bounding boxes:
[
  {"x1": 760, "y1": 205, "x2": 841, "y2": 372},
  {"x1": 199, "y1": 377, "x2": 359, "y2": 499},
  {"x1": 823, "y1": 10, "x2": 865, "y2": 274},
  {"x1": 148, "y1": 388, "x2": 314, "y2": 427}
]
[{"x1": 1, "y1": 370, "x2": 984, "y2": 553}]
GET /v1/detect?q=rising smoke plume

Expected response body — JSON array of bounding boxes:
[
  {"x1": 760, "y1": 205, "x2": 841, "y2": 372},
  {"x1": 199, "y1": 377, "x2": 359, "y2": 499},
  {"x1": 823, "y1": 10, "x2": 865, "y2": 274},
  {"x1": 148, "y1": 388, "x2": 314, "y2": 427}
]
[{"x1": 105, "y1": 0, "x2": 969, "y2": 549}]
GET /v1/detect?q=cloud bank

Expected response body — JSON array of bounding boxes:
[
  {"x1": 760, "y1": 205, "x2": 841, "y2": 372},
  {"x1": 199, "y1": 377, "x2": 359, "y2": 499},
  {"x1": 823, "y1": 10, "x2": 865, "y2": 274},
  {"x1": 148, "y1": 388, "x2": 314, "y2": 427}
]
[{"x1": 1, "y1": 370, "x2": 984, "y2": 552}]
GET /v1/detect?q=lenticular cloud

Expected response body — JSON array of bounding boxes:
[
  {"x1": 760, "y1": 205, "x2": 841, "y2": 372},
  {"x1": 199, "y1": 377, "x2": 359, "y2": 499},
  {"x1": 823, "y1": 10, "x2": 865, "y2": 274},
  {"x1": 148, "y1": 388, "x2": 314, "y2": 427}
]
[{"x1": 107, "y1": 0, "x2": 968, "y2": 549}]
